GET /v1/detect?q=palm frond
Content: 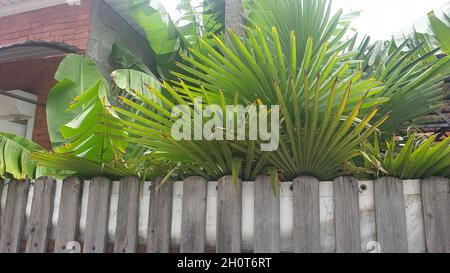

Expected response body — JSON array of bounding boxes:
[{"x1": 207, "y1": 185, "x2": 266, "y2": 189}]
[{"x1": 361, "y1": 133, "x2": 450, "y2": 179}]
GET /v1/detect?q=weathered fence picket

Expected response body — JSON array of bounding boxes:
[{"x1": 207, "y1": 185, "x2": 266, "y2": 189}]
[
  {"x1": 0, "y1": 176, "x2": 449, "y2": 253},
  {"x1": 216, "y1": 176, "x2": 242, "y2": 253},
  {"x1": 292, "y1": 176, "x2": 321, "y2": 253},
  {"x1": 25, "y1": 176, "x2": 56, "y2": 253},
  {"x1": 254, "y1": 176, "x2": 280, "y2": 253},
  {"x1": 0, "y1": 180, "x2": 29, "y2": 253},
  {"x1": 420, "y1": 177, "x2": 450, "y2": 253},
  {"x1": 54, "y1": 177, "x2": 83, "y2": 253},
  {"x1": 83, "y1": 177, "x2": 112, "y2": 253},
  {"x1": 334, "y1": 176, "x2": 361, "y2": 253},
  {"x1": 374, "y1": 177, "x2": 409, "y2": 253},
  {"x1": 114, "y1": 177, "x2": 140, "y2": 253},
  {"x1": 147, "y1": 177, "x2": 173, "y2": 253},
  {"x1": 180, "y1": 176, "x2": 207, "y2": 253}
]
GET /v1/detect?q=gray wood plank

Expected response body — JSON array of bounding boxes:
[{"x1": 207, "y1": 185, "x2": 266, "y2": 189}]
[
  {"x1": 147, "y1": 177, "x2": 173, "y2": 253},
  {"x1": 114, "y1": 177, "x2": 140, "y2": 253},
  {"x1": 254, "y1": 175, "x2": 280, "y2": 253},
  {"x1": 292, "y1": 176, "x2": 320, "y2": 253},
  {"x1": 334, "y1": 176, "x2": 361, "y2": 253},
  {"x1": 0, "y1": 179, "x2": 30, "y2": 253},
  {"x1": 216, "y1": 175, "x2": 242, "y2": 253},
  {"x1": 83, "y1": 177, "x2": 112, "y2": 253},
  {"x1": 180, "y1": 176, "x2": 207, "y2": 253},
  {"x1": 25, "y1": 177, "x2": 56, "y2": 253},
  {"x1": 374, "y1": 177, "x2": 408, "y2": 253},
  {"x1": 420, "y1": 177, "x2": 450, "y2": 253},
  {"x1": 54, "y1": 177, "x2": 83, "y2": 253}
]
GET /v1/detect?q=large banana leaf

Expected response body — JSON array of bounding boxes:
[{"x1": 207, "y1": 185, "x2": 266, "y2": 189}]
[
  {"x1": 111, "y1": 43, "x2": 154, "y2": 75},
  {"x1": 129, "y1": 0, "x2": 185, "y2": 79},
  {"x1": 111, "y1": 69, "x2": 161, "y2": 101},
  {"x1": 202, "y1": 0, "x2": 225, "y2": 36},
  {"x1": 0, "y1": 132, "x2": 66, "y2": 179},
  {"x1": 56, "y1": 79, "x2": 128, "y2": 163},
  {"x1": 30, "y1": 151, "x2": 134, "y2": 181},
  {"x1": 47, "y1": 54, "x2": 104, "y2": 148},
  {"x1": 128, "y1": 0, "x2": 224, "y2": 80}
]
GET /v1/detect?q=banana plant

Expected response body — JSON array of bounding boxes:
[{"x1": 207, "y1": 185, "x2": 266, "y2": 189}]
[
  {"x1": 46, "y1": 54, "x2": 104, "y2": 148},
  {"x1": 46, "y1": 54, "x2": 128, "y2": 163},
  {"x1": 0, "y1": 132, "x2": 69, "y2": 179},
  {"x1": 129, "y1": 0, "x2": 224, "y2": 80},
  {"x1": 29, "y1": 148, "x2": 179, "y2": 181},
  {"x1": 1, "y1": 53, "x2": 167, "y2": 180}
]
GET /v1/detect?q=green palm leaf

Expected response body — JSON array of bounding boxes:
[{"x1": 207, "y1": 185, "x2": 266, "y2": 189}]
[{"x1": 363, "y1": 133, "x2": 450, "y2": 179}]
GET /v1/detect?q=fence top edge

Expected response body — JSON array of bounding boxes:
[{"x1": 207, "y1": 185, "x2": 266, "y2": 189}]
[{"x1": 5, "y1": 175, "x2": 448, "y2": 184}]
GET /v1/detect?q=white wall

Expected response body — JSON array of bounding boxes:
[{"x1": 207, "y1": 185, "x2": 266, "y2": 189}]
[
  {"x1": 0, "y1": 120, "x2": 27, "y2": 137},
  {"x1": 0, "y1": 90, "x2": 37, "y2": 139}
]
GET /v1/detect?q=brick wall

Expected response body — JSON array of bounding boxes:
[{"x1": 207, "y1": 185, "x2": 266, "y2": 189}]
[
  {"x1": 0, "y1": 1, "x2": 95, "y2": 149},
  {"x1": 0, "y1": 56, "x2": 65, "y2": 149},
  {"x1": 0, "y1": 0, "x2": 92, "y2": 51},
  {"x1": 0, "y1": 0, "x2": 156, "y2": 150}
]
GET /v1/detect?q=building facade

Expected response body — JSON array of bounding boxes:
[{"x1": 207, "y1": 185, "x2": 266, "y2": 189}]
[{"x1": 0, "y1": 0, "x2": 154, "y2": 149}]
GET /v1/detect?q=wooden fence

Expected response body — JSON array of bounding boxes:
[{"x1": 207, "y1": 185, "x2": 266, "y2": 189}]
[{"x1": 0, "y1": 176, "x2": 449, "y2": 253}]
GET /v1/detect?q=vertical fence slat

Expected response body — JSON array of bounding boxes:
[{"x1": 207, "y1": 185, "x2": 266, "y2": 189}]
[
  {"x1": 0, "y1": 180, "x2": 29, "y2": 253},
  {"x1": 403, "y1": 180, "x2": 426, "y2": 253},
  {"x1": 114, "y1": 177, "x2": 140, "y2": 253},
  {"x1": 374, "y1": 177, "x2": 408, "y2": 253},
  {"x1": 254, "y1": 176, "x2": 280, "y2": 253},
  {"x1": 83, "y1": 177, "x2": 111, "y2": 253},
  {"x1": 54, "y1": 177, "x2": 83, "y2": 253},
  {"x1": 147, "y1": 177, "x2": 173, "y2": 253},
  {"x1": 180, "y1": 177, "x2": 207, "y2": 253},
  {"x1": 293, "y1": 176, "x2": 320, "y2": 253},
  {"x1": 334, "y1": 176, "x2": 361, "y2": 253},
  {"x1": 216, "y1": 176, "x2": 242, "y2": 253},
  {"x1": 420, "y1": 177, "x2": 450, "y2": 253},
  {"x1": 25, "y1": 177, "x2": 56, "y2": 253}
]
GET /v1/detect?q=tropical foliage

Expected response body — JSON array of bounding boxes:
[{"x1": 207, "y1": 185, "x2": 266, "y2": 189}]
[
  {"x1": 1, "y1": 0, "x2": 449, "y2": 182},
  {"x1": 361, "y1": 133, "x2": 450, "y2": 179},
  {"x1": 0, "y1": 132, "x2": 57, "y2": 179}
]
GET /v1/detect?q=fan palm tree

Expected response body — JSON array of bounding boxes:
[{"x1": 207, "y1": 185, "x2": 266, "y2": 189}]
[{"x1": 1, "y1": 0, "x2": 449, "y2": 182}]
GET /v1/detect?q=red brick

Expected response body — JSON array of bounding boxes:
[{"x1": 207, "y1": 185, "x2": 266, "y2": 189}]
[{"x1": 0, "y1": 0, "x2": 92, "y2": 51}]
